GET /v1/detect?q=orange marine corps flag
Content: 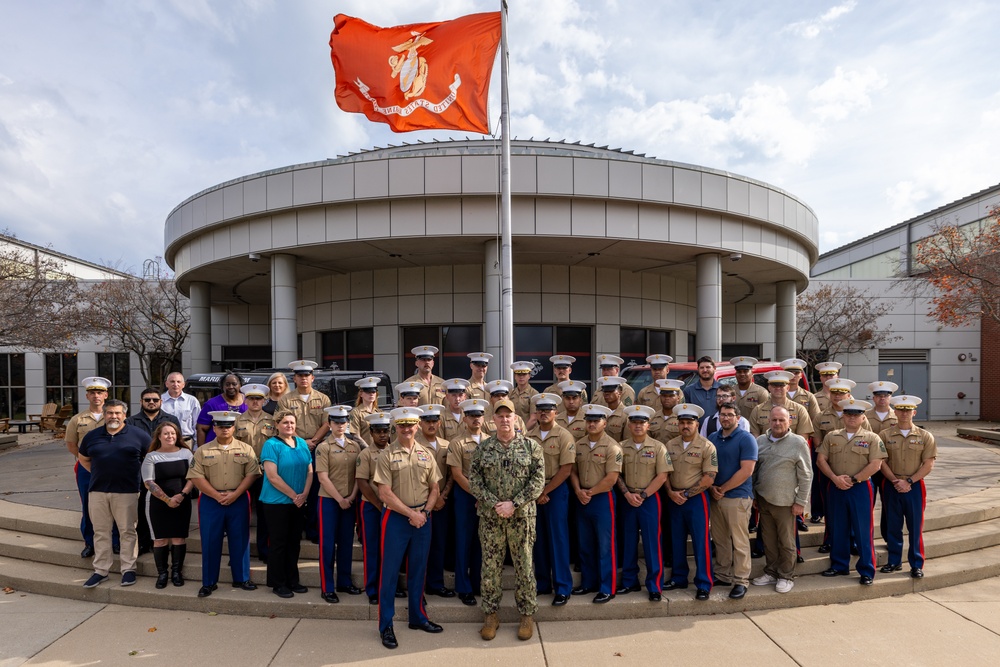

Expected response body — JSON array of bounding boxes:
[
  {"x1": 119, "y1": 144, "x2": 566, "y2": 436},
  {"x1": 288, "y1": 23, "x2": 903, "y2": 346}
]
[{"x1": 329, "y1": 12, "x2": 501, "y2": 134}]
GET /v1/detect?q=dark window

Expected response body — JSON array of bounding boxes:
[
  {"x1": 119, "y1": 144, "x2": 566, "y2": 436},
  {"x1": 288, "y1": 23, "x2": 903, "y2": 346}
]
[
  {"x1": 0, "y1": 353, "x2": 26, "y2": 419},
  {"x1": 321, "y1": 329, "x2": 375, "y2": 371},
  {"x1": 620, "y1": 327, "x2": 672, "y2": 369},
  {"x1": 44, "y1": 353, "x2": 78, "y2": 407},
  {"x1": 221, "y1": 346, "x2": 273, "y2": 371},
  {"x1": 514, "y1": 325, "x2": 592, "y2": 391},
  {"x1": 97, "y1": 352, "x2": 132, "y2": 404},
  {"x1": 402, "y1": 325, "x2": 483, "y2": 380},
  {"x1": 722, "y1": 343, "x2": 763, "y2": 360},
  {"x1": 687, "y1": 333, "x2": 697, "y2": 362}
]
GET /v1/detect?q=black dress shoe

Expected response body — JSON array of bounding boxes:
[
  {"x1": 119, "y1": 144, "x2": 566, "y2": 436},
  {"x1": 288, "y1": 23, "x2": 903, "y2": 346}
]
[
  {"x1": 571, "y1": 586, "x2": 593, "y2": 595},
  {"x1": 552, "y1": 594, "x2": 569, "y2": 606},
  {"x1": 112, "y1": 544, "x2": 121, "y2": 555},
  {"x1": 337, "y1": 585, "x2": 363, "y2": 595},
  {"x1": 80, "y1": 545, "x2": 95, "y2": 558},
  {"x1": 822, "y1": 568, "x2": 849, "y2": 577},
  {"x1": 729, "y1": 584, "x2": 747, "y2": 600},
  {"x1": 695, "y1": 589, "x2": 709, "y2": 601},
  {"x1": 649, "y1": 592, "x2": 661, "y2": 602},
  {"x1": 880, "y1": 564, "x2": 903, "y2": 573},
  {"x1": 850, "y1": 546, "x2": 860, "y2": 556},
  {"x1": 859, "y1": 576, "x2": 873, "y2": 586},
  {"x1": 810, "y1": 515, "x2": 823, "y2": 524},
  {"x1": 273, "y1": 586, "x2": 294, "y2": 598},
  {"x1": 322, "y1": 591, "x2": 340, "y2": 603},
  {"x1": 408, "y1": 620, "x2": 443, "y2": 633},
  {"x1": 592, "y1": 592, "x2": 614, "y2": 603},
  {"x1": 796, "y1": 517, "x2": 809, "y2": 532},
  {"x1": 426, "y1": 586, "x2": 456, "y2": 598},
  {"x1": 615, "y1": 583, "x2": 641, "y2": 595},
  {"x1": 381, "y1": 626, "x2": 398, "y2": 649},
  {"x1": 713, "y1": 578, "x2": 732, "y2": 587},
  {"x1": 290, "y1": 584, "x2": 308, "y2": 594},
  {"x1": 663, "y1": 580, "x2": 688, "y2": 591},
  {"x1": 395, "y1": 588, "x2": 407, "y2": 598},
  {"x1": 459, "y1": 592, "x2": 478, "y2": 606},
  {"x1": 197, "y1": 584, "x2": 217, "y2": 598},
  {"x1": 910, "y1": 568, "x2": 924, "y2": 579},
  {"x1": 369, "y1": 594, "x2": 379, "y2": 605},
  {"x1": 232, "y1": 580, "x2": 258, "y2": 591},
  {"x1": 796, "y1": 555, "x2": 805, "y2": 564},
  {"x1": 817, "y1": 545, "x2": 832, "y2": 554}
]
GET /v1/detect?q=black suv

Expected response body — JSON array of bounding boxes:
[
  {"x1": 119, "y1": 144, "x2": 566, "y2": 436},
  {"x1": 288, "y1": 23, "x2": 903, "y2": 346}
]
[{"x1": 184, "y1": 368, "x2": 394, "y2": 410}]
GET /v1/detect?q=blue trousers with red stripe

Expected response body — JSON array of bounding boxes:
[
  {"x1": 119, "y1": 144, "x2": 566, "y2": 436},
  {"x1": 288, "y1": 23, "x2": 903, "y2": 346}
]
[
  {"x1": 378, "y1": 510, "x2": 432, "y2": 633},
  {"x1": 426, "y1": 498, "x2": 450, "y2": 590},
  {"x1": 452, "y1": 486, "x2": 481, "y2": 595},
  {"x1": 668, "y1": 491, "x2": 713, "y2": 591},
  {"x1": 357, "y1": 499, "x2": 383, "y2": 597},
  {"x1": 882, "y1": 479, "x2": 926, "y2": 569},
  {"x1": 827, "y1": 480, "x2": 876, "y2": 578},
  {"x1": 198, "y1": 492, "x2": 251, "y2": 587},
  {"x1": 622, "y1": 493, "x2": 663, "y2": 593},
  {"x1": 534, "y1": 482, "x2": 572, "y2": 596},
  {"x1": 319, "y1": 497, "x2": 355, "y2": 592},
  {"x1": 577, "y1": 490, "x2": 616, "y2": 595}
]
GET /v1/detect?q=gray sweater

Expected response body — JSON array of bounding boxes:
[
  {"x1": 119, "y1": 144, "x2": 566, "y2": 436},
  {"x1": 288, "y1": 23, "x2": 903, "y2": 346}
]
[{"x1": 753, "y1": 431, "x2": 812, "y2": 508}]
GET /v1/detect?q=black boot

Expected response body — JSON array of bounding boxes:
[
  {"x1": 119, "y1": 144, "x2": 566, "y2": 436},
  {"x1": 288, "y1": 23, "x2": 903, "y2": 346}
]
[
  {"x1": 153, "y1": 546, "x2": 170, "y2": 589},
  {"x1": 170, "y1": 544, "x2": 186, "y2": 586}
]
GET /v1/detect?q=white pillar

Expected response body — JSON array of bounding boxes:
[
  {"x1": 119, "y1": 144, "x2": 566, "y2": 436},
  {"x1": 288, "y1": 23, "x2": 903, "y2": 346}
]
[
  {"x1": 776, "y1": 280, "x2": 797, "y2": 360},
  {"x1": 271, "y1": 253, "x2": 298, "y2": 367},
  {"x1": 189, "y1": 281, "x2": 212, "y2": 372},
  {"x1": 696, "y1": 253, "x2": 722, "y2": 362},
  {"x1": 484, "y1": 239, "x2": 502, "y2": 382}
]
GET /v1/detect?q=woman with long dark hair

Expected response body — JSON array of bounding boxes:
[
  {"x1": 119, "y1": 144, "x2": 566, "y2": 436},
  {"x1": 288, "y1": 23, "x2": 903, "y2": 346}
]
[{"x1": 142, "y1": 421, "x2": 194, "y2": 588}]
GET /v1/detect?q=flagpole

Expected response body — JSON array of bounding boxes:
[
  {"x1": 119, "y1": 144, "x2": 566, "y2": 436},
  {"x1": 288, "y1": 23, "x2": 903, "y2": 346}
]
[{"x1": 499, "y1": 0, "x2": 514, "y2": 381}]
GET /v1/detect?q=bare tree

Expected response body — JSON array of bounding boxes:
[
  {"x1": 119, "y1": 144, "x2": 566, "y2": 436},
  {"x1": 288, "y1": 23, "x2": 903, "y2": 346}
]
[
  {"x1": 796, "y1": 283, "x2": 900, "y2": 370},
  {"x1": 0, "y1": 235, "x2": 84, "y2": 349},
  {"x1": 908, "y1": 206, "x2": 1000, "y2": 327},
  {"x1": 81, "y1": 259, "x2": 189, "y2": 387}
]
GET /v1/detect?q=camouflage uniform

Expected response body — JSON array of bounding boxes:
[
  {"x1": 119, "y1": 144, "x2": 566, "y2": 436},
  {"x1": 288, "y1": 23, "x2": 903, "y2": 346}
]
[{"x1": 469, "y1": 433, "x2": 546, "y2": 616}]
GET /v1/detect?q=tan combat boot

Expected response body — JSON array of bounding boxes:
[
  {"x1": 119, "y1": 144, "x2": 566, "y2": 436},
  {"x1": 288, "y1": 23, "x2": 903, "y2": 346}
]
[
  {"x1": 517, "y1": 615, "x2": 534, "y2": 641},
  {"x1": 481, "y1": 613, "x2": 499, "y2": 640}
]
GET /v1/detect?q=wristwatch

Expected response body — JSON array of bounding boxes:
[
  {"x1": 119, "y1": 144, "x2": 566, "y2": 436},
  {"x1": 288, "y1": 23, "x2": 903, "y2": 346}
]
[
  {"x1": 512, "y1": 500, "x2": 521, "y2": 509},
  {"x1": 906, "y1": 477, "x2": 914, "y2": 484},
  {"x1": 850, "y1": 476, "x2": 859, "y2": 485},
  {"x1": 639, "y1": 490, "x2": 648, "y2": 500}
]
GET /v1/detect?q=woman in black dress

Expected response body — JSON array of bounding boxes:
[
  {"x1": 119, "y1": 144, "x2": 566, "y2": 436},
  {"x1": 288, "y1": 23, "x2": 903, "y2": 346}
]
[{"x1": 142, "y1": 422, "x2": 195, "y2": 588}]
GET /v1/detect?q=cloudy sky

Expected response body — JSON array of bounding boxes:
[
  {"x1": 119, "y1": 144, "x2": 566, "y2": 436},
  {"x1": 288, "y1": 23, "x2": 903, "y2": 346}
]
[{"x1": 1, "y1": 0, "x2": 998, "y2": 270}]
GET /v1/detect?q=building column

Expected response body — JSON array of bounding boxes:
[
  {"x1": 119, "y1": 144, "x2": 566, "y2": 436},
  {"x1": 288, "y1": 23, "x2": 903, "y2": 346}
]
[
  {"x1": 271, "y1": 253, "x2": 298, "y2": 367},
  {"x1": 775, "y1": 280, "x2": 797, "y2": 360},
  {"x1": 189, "y1": 281, "x2": 212, "y2": 373},
  {"x1": 695, "y1": 253, "x2": 722, "y2": 362},
  {"x1": 484, "y1": 239, "x2": 502, "y2": 382}
]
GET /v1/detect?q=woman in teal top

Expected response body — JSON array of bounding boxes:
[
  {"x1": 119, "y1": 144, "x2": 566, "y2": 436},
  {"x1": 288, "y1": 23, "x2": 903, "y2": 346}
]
[{"x1": 260, "y1": 410, "x2": 313, "y2": 598}]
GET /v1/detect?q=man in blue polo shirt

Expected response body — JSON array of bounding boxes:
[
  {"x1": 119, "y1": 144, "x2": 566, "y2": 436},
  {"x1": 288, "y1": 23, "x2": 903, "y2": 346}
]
[
  {"x1": 708, "y1": 400, "x2": 758, "y2": 600},
  {"x1": 684, "y1": 356, "x2": 720, "y2": 428}
]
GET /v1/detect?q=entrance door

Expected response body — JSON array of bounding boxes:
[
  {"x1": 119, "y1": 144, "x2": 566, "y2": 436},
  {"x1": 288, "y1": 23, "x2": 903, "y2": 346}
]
[{"x1": 878, "y1": 361, "x2": 930, "y2": 422}]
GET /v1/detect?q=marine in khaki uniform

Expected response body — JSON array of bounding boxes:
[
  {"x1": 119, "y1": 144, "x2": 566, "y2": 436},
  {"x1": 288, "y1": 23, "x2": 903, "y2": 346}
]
[
  {"x1": 439, "y1": 378, "x2": 470, "y2": 442},
  {"x1": 616, "y1": 405, "x2": 671, "y2": 600},
  {"x1": 810, "y1": 378, "x2": 863, "y2": 530},
  {"x1": 555, "y1": 380, "x2": 588, "y2": 441},
  {"x1": 356, "y1": 411, "x2": 392, "y2": 604},
  {"x1": 65, "y1": 376, "x2": 110, "y2": 558},
  {"x1": 781, "y1": 359, "x2": 821, "y2": 423},
  {"x1": 635, "y1": 355, "x2": 673, "y2": 409},
  {"x1": 663, "y1": 404, "x2": 718, "y2": 600},
  {"x1": 416, "y1": 404, "x2": 455, "y2": 598},
  {"x1": 466, "y1": 352, "x2": 492, "y2": 402},
  {"x1": 544, "y1": 355, "x2": 588, "y2": 403},
  {"x1": 316, "y1": 405, "x2": 364, "y2": 603},
  {"x1": 374, "y1": 407, "x2": 443, "y2": 649},
  {"x1": 509, "y1": 361, "x2": 540, "y2": 428},
  {"x1": 816, "y1": 399, "x2": 887, "y2": 585},
  {"x1": 570, "y1": 404, "x2": 623, "y2": 603},
  {"x1": 470, "y1": 399, "x2": 545, "y2": 642},
  {"x1": 748, "y1": 371, "x2": 815, "y2": 438},
  {"x1": 865, "y1": 381, "x2": 899, "y2": 434},
  {"x1": 592, "y1": 354, "x2": 635, "y2": 407},
  {"x1": 447, "y1": 399, "x2": 490, "y2": 605},
  {"x1": 878, "y1": 395, "x2": 936, "y2": 578},
  {"x1": 813, "y1": 361, "x2": 843, "y2": 415},
  {"x1": 814, "y1": 379, "x2": 872, "y2": 442},
  {"x1": 350, "y1": 376, "x2": 382, "y2": 446},
  {"x1": 404, "y1": 345, "x2": 446, "y2": 406},
  {"x1": 730, "y1": 356, "x2": 769, "y2": 418},
  {"x1": 597, "y1": 376, "x2": 629, "y2": 442},
  {"x1": 527, "y1": 393, "x2": 576, "y2": 604},
  {"x1": 649, "y1": 379, "x2": 684, "y2": 444},
  {"x1": 236, "y1": 384, "x2": 277, "y2": 562},
  {"x1": 186, "y1": 411, "x2": 261, "y2": 598},
  {"x1": 394, "y1": 381, "x2": 422, "y2": 408},
  {"x1": 482, "y1": 380, "x2": 527, "y2": 437}
]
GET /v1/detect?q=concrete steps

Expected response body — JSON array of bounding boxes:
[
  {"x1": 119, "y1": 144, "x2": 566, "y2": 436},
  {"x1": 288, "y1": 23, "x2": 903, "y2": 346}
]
[{"x1": 3, "y1": 486, "x2": 1000, "y2": 621}]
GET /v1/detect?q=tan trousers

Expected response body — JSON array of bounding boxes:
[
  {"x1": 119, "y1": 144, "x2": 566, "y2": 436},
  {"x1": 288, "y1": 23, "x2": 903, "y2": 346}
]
[
  {"x1": 709, "y1": 496, "x2": 753, "y2": 586},
  {"x1": 89, "y1": 491, "x2": 138, "y2": 576},
  {"x1": 757, "y1": 496, "x2": 798, "y2": 581}
]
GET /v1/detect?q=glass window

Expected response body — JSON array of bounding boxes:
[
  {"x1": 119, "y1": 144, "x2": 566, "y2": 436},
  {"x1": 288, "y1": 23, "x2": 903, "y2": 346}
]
[
  {"x1": 402, "y1": 325, "x2": 483, "y2": 380},
  {"x1": 97, "y1": 352, "x2": 132, "y2": 404},
  {"x1": 44, "y1": 353, "x2": 78, "y2": 407},
  {"x1": 220, "y1": 346, "x2": 273, "y2": 371},
  {"x1": 722, "y1": 343, "x2": 763, "y2": 360},
  {"x1": 514, "y1": 325, "x2": 592, "y2": 391},
  {"x1": 620, "y1": 327, "x2": 673, "y2": 369},
  {"x1": 0, "y1": 353, "x2": 26, "y2": 419},
  {"x1": 321, "y1": 329, "x2": 375, "y2": 371}
]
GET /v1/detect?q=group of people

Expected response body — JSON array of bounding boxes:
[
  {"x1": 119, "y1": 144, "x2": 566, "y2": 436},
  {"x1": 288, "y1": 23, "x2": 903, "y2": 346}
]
[{"x1": 65, "y1": 348, "x2": 936, "y2": 651}]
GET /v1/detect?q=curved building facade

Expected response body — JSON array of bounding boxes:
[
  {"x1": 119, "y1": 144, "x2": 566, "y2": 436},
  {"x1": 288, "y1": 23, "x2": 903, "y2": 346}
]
[{"x1": 164, "y1": 140, "x2": 819, "y2": 385}]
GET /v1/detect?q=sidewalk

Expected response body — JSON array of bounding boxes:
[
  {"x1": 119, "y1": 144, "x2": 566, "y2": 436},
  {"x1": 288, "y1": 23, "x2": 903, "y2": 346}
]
[{"x1": 3, "y1": 576, "x2": 1000, "y2": 666}]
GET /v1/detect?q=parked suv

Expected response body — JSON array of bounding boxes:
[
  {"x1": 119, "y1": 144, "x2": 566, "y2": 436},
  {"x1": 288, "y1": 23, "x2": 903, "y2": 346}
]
[
  {"x1": 621, "y1": 361, "x2": 810, "y2": 395},
  {"x1": 184, "y1": 368, "x2": 394, "y2": 410}
]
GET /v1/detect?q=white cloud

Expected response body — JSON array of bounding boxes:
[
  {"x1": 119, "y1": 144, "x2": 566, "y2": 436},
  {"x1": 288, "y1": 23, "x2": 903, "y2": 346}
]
[
  {"x1": 808, "y1": 66, "x2": 887, "y2": 121},
  {"x1": 784, "y1": 1, "x2": 858, "y2": 39}
]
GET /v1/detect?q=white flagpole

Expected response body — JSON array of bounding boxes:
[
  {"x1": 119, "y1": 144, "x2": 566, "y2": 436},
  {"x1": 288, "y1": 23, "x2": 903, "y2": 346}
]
[{"x1": 500, "y1": 0, "x2": 514, "y2": 381}]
